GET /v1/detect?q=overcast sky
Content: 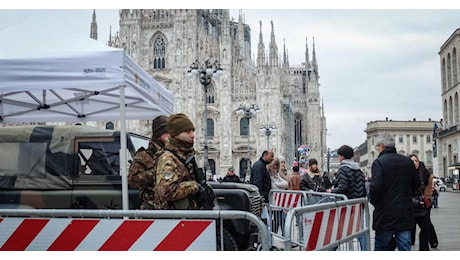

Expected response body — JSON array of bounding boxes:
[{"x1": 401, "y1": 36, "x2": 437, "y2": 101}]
[{"x1": 1, "y1": 2, "x2": 459, "y2": 149}]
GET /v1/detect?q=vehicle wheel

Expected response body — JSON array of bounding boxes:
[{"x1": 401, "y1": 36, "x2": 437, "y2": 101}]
[
  {"x1": 217, "y1": 228, "x2": 239, "y2": 251},
  {"x1": 440, "y1": 187, "x2": 446, "y2": 192}
]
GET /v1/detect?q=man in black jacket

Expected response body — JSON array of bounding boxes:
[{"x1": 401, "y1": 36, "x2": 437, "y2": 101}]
[
  {"x1": 250, "y1": 150, "x2": 274, "y2": 223},
  {"x1": 370, "y1": 134, "x2": 420, "y2": 251},
  {"x1": 250, "y1": 150, "x2": 274, "y2": 203},
  {"x1": 222, "y1": 167, "x2": 242, "y2": 183},
  {"x1": 328, "y1": 144, "x2": 368, "y2": 250}
]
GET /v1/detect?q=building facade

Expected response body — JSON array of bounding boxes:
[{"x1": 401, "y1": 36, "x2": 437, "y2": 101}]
[
  {"x1": 436, "y1": 28, "x2": 460, "y2": 179},
  {"x1": 99, "y1": 9, "x2": 326, "y2": 178},
  {"x1": 364, "y1": 118, "x2": 436, "y2": 175}
]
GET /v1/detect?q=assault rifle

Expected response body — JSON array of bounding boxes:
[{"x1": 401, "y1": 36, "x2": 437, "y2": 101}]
[{"x1": 185, "y1": 155, "x2": 216, "y2": 210}]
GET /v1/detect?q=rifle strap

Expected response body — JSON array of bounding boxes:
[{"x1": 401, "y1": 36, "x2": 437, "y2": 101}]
[{"x1": 164, "y1": 148, "x2": 200, "y2": 180}]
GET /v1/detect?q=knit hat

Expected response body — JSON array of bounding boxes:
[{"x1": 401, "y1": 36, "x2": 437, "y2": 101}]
[
  {"x1": 167, "y1": 113, "x2": 195, "y2": 137},
  {"x1": 152, "y1": 115, "x2": 168, "y2": 139}
]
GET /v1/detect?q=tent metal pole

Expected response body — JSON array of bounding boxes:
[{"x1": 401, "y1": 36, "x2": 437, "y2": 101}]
[{"x1": 119, "y1": 85, "x2": 129, "y2": 213}]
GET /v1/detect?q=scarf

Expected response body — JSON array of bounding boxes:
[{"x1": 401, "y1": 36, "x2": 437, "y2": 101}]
[{"x1": 166, "y1": 136, "x2": 195, "y2": 159}]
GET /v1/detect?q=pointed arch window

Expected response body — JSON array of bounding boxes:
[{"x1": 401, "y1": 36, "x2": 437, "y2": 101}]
[{"x1": 153, "y1": 36, "x2": 166, "y2": 69}]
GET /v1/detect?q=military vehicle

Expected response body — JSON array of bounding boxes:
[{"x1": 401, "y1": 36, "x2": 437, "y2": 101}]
[{"x1": 0, "y1": 125, "x2": 263, "y2": 250}]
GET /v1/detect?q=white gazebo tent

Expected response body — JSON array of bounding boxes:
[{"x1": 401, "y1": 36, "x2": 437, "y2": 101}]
[{"x1": 0, "y1": 14, "x2": 174, "y2": 210}]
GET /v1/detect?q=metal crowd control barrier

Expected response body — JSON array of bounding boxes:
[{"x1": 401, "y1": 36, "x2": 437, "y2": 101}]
[
  {"x1": 0, "y1": 209, "x2": 269, "y2": 251},
  {"x1": 267, "y1": 189, "x2": 348, "y2": 249},
  {"x1": 282, "y1": 198, "x2": 371, "y2": 251},
  {"x1": 267, "y1": 190, "x2": 370, "y2": 251}
]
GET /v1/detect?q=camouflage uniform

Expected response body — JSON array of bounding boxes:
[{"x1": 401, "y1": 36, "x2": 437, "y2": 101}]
[
  {"x1": 128, "y1": 139, "x2": 164, "y2": 209},
  {"x1": 154, "y1": 138, "x2": 199, "y2": 210}
]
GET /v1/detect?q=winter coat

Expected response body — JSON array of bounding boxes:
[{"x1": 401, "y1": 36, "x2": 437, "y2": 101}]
[
  {"x1": 250, "y1": 158, "x2": 271, "y2": 202},
  {"x1": 370, "y1": 147, "x2": 420, "y2": 232},
  {"x1": 331, "y1": 159, "x2": 366, "y2": 199},
  {"x1": 270, "y1": 172, "x2": 288, "y2": 190},
  {"x1": 300, "y1": 172, "x2": 325, "y2": 192},
  {"x1": 154, "y1": 138, "x2": 199, "y2": 210},
  {"x1": 222, "y1": 174, "x2": 242, "y2": 183},
  {"x1": 128, "y1": 139, "x2": 164, "y2": 209},
  {"x1": 323, "y1": 176, "x2": 332, "y2": 189},
  {"x1": 289, "y1": 173, "x2": 301, "y2": 190},
  {"x1": 279, "y1": 168, "x2": 291, "y2": 183},
  {"x1": 412, "y1": 161, "x2": 430, "y2": 216}
]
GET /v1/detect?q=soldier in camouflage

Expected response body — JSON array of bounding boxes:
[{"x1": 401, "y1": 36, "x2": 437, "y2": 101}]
[
  {"x1": 154, "y1": 113, "x2": 200, "y2": 210},
  {"x1": 128, "y1": 115, "x2": 169, "y2": 209}
]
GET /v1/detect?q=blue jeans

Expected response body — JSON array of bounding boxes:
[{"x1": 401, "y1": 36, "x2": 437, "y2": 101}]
[
  {"x1": 357, "y1": 234, "x2": 368, "y2": 251},
  {"x1": 374, "y1": 230, "x2": 411, "y2": 251}
]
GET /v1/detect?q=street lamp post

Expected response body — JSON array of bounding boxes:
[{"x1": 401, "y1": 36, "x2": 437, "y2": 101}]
[
  {"x1": 188, "y1": 59, "x2": 222, "y2": 176},
  {"x1": 260, "y1": 125, "x2": 276, "y2": 149},
  {"x1": 235, "y1": 104, "x2": 260, "y2": 182}
]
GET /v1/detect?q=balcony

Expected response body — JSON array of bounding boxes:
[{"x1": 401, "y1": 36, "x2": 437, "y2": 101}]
[{"x1": 436, "y1": 125, "x2": 458, "y2": 138}]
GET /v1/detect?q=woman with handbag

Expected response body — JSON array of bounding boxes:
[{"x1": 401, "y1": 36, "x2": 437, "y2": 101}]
[{"x1": 408, "y1": 154, "x2": 432, "y2": 251}]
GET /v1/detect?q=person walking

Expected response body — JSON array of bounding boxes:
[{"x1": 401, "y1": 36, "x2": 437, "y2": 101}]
[
  {"x1": 328, "y1": 144, "x2": 368, "y2": 250},
  {"x1": 370, "y1": 133, "x2": 420, "y2": 251},
  {"x1": 407, "y1": 154, "x2": 432, "y2": 251},
  {"x1": 432, "y1": 180, "x2": 440, "y2": 208},
  {"x1": 128, "y1": 115, "x2": 169, "y2": 210},
  {"x1": 222, "y1": 167, "x2": 242, "y2": 183},
  {"x1": 153, "y1": 113, "x2": 200, "y2": 210}
]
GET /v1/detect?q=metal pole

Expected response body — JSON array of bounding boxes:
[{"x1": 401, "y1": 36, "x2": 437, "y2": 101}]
[
  {"x1": 246, "y1": 114, "x2": 251, "y2": 182},
  {"x1": 266, "y1": 130, "x2": 270, "y2": 149},
  {"x1": 203, "y1": 83, "x2": 209, "y2": 176},
  {"x1": 189, "y1": 59, "x2": 222, "y2": 177},
  {"x1": 119, "y1": 85, "x2": 128, "y2": 213}
]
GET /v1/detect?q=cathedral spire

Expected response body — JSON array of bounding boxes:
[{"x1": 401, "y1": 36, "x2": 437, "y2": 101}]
[
  {"x1": 305, "y1": 37, "x2": 311, "y2": 69},
  {"x1": 90, "y1": 9, "x2": 98, "y2": 40},
  {"x1": 221, "y1": 9, "x2": 230, "y2": 42},
  {"x1": 283, "y1": 38, "x2": 288, "y2": 68},
  {"x1": 257, "y1": 21, "x2": 265, "y2": 68},
  {"x1": 312, "y1": 37, "x2": 318, "y2": 73},
  {"x1": 237, "y1": 10, "x2": 245, "y2": 59},
  {"x1": 108, "y1": 26, "x2": 112, "y2": 43},
  {"x1": 268, "y1": 20, "x2": 278, "y2": 67}
]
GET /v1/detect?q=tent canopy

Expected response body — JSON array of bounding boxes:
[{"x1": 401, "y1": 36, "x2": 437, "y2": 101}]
[
  {"x1": 0, "y1": 14, "x2": 173, "y2": 123},
  {"x1": 0, "y1": 13, "x2": 174, "y2": 211}
]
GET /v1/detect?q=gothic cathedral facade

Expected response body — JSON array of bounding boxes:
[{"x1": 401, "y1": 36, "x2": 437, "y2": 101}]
[{"x1": 102, "y1": 9, "x2": 326, "y2": 178}]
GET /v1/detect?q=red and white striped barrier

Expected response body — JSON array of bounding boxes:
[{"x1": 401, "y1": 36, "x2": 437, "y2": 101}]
[
  {"x1": 301, "y1": 203, "x2": 363, "y2": 250},
  {"x1": 0, "y1": 218, "x2": 216, "y2": 251},
  {"x1": 271, "y1": 191, "x2": 302, "y2": 209}
]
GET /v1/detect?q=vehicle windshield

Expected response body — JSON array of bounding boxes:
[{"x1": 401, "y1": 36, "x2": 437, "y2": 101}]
[{"x1": 129, "y1": 133, "x2": 150, "y2": 151}]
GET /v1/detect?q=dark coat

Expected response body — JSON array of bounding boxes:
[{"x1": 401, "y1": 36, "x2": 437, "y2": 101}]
[
  {"x1": 412, "y1": 161, "x2": 430, "y2": 216},
  {"x1": 222, "y1": 174, "x2": 242, "y2": 183},
  {"x1": 300, "y1": 173, "x2": 325, "y2": 192},
  {"x1": 250, "y1": 158, "x2": 271, "y2": 202},
  {"x1": 331, "y1": 162, "x2": 366, "y2": 199},
  {"x1": 370, "y1": 147, "x2": 420, "y2": 232}
]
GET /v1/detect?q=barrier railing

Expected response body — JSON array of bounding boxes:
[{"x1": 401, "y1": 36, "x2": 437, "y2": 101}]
[
  {"x1": 0, "y1": 209, "x2": 269, "y2": 251},
  {"x1": 267, "y1": 190, "x2": 349, "y2": 249},
  {"x1": 282, "y1": 198, "x2": 371, "y2": 251}
]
